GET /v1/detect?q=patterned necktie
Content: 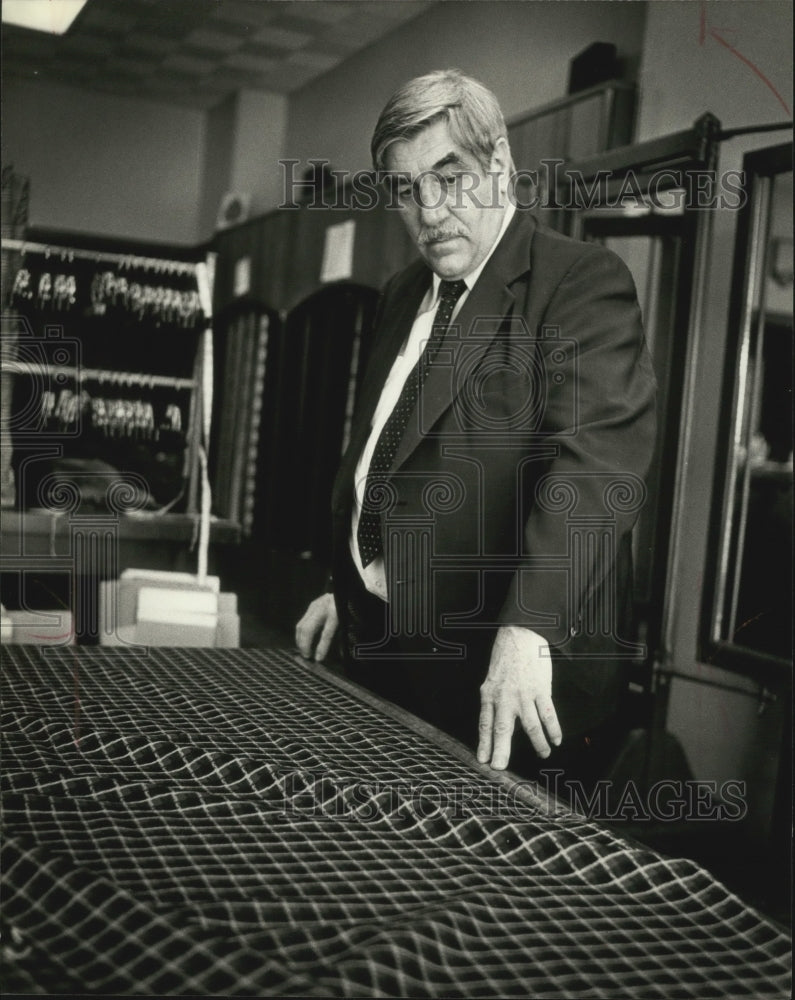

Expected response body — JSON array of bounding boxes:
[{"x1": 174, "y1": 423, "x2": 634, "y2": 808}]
[{"x1": 357, "y1": 278, "x2": 467, "y2": 568}]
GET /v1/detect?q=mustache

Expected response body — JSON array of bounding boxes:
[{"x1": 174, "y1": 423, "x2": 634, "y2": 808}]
[{"x1": 418, "y1": 227, "x2": 465, "y2": 245}]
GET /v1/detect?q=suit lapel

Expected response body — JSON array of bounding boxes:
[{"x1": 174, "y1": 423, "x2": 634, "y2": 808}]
[{"x1": 391, "y1": 210, "x2": 537, "y2": 473}]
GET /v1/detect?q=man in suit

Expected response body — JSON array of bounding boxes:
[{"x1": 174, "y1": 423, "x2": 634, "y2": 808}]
[{"x1": 296, "y1": 69, "x2": 656, "y2": 782}]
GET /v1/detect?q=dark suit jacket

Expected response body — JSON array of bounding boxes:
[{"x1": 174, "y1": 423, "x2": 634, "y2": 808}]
[{"x1": 331, "y1": 209, "x2": 657, "y2": 734}]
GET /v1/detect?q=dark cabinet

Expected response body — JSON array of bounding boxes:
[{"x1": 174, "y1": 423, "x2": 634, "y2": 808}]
[
  {"x1": 260, "y1": 284, "x2": 379, "y2": 559},
  {"x1": 508, "y1": 80, "x2": 636, "y2": 230}
]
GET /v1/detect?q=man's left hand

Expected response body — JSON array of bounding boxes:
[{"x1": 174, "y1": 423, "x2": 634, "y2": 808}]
[{"x1": 477, "y1": 625, "x2": 562, "y2": 769}]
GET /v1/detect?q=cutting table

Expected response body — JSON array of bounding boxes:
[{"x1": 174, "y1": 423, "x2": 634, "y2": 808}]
[{"x1": 1, "y1": 644, "x2": 790, "y2": 997}]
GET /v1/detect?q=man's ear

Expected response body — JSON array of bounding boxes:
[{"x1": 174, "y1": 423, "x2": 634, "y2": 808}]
[{"x1": 490, "y1": 136, "x2": 513, "y2": 199}]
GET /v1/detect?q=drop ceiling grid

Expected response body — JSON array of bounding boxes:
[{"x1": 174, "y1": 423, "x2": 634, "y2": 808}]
[{"x1": 2, "y1": 0, "x2": 433, "y2": 108}]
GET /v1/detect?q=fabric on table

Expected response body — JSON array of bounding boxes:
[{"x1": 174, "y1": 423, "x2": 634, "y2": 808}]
[{"x1": 1, "y1": 644, "x2": 790, "y2": 998}]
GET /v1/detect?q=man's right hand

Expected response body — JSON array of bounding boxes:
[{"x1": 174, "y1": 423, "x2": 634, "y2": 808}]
[{"x1": 295, "y1": 593, "x2": 339, "y2": 662}]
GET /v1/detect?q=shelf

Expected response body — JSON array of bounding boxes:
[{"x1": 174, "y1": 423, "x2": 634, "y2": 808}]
[
  {"x1": 2, "y1": 362, "x2": 197, "y2": 391},
  {"x1": 749, "y1": 460, "x2": 793, "y2": 481},
  {"x1": 0, "y1": 509, "x2": 241, "y2": 553},
  {"x1": 0, "y1": 511, "x2": 242, "y2": 639},
  {"x1": 1, "y1": 237, "x2": 199, "y2": 274}
]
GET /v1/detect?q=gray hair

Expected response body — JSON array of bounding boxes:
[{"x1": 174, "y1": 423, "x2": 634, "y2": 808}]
[{"x1": 371, "y1": 69, "x2": 508, "y2": 173}]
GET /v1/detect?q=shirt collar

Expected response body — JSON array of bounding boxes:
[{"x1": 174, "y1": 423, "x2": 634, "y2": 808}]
[{"x1": 429, "y1": 200, "x2": 516, "y2": 306}]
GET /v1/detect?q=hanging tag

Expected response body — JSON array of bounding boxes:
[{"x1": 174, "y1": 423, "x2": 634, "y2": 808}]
[
  {"x1": 320, "y1": 219, "x2": 355, "y2": 283},
  {"x1": 233, "y1": 255, "x2": 251, "y2": 298}
]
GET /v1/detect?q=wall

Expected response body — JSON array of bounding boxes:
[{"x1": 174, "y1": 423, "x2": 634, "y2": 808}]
[
  {"x1": 198, "y1": 95, "x2": 236, "y2": 243},
  {"x1": 226, "y1": 89, "x2": 288, "y2": 221},
  {"x1": 196, "y1": 89, "x2": 290, "y2": 241},
  {"x1": 285, "y1": 0, "x2": 647, "y2": 175},
  {"x1": 634, "y1": 0, "x2": 792, "y2": 830},
  {"x1": 1, "y1": 77, "x2": 206, "y2": 245},
  {"x1": 637, "y1": 0, "x2": 792, "y2": 140}
]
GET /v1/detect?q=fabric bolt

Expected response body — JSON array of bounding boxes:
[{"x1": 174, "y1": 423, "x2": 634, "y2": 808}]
[
  {"x1": 1, "y1": 644, "x2": 791, "y2": 998},
  {"x1": 357, "y1": 278, "x2": 467, "y2": 568}
]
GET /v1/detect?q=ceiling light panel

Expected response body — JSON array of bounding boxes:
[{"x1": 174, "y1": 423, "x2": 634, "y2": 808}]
[{"x1": 2, "y1": 0, "x2": 89, "y2": 35}]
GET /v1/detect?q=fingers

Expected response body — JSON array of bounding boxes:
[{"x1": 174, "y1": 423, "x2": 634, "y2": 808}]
[
  {"x1": 517, "y1": 700, "x2": 551, "y2": 760},
  {"x1": 295, "y1": 595, "x2": 338, "y2": 660},
  {"x1": 477, "y1": 693, "x2": 519, "y2": 770},
  {"x1": 294, "y1": 608, "x2": 314, "y2": 658},
  {"x1": 489, "y1": 702, "x2": 516, "y2": 770},
  {"x1": 314, "y1": 604, "x2": 339, "y2": 662},
  {"x1": 476, "y1": 699, "x2": 494, "y2": 765},
  {"x1": 536, "y1": 693, "x2": 562, "y2": 748},
  {"x1": 517, "y1": 682, "x2": 563, "y2": 758},
  {"x1": 477, "y1": 689, "x2": 563, "y2": 770}
]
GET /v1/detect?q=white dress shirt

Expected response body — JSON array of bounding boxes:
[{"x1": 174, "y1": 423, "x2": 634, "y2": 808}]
[{"x1": 350, "y1": 202, "x2": 516, "y2": 600}]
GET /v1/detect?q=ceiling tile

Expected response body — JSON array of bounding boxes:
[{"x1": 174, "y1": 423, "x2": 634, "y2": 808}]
[
  {"x1": 194, "y1": 75, "x2": 236, "y2": 94},
  {"x1": 92, "y1": 82, "x2": 137, "y2": 101},
  {"x1": 205, "y1": 67, "x2": 273, "y2": 90},
  {"x1": 101, "y1": 69, "x2": 149, "y2": 89},
  {"x1": 2, "y1": 0, "x2": 439, "y2": 108},
  {"x1": 172, "y1": 94, "x2": 221, "y2": 109},
  {"x1": 273, "y1": 13, "x2": 336, "y2": 36},
  {"x1": 61, "y1": 33, "x2": 118, "y2": 58},
  {"x1": 155, "y1": 69, "x2": 206, "y2": 87},
  {"x1": 205, "y1": 17, "x2": 257, "y2": 40},
  {"x1": 80, "y1": 5, "x2": 141, "y2": 36},
  {"x1": 6, "y1": 63, "x2": 43, "y2": 81},
  {"x1": 143, "y1": 7, "x2": 210, "y2": 40},
  {"x1": 48, "y1": 56, "x2": 102, "y2": 77},
  {"x1": 325, "y1": 16, "x2": 395, "y2": 47},
  {"x1": 240, "y1": 41, "x2": 290, "y2": 60},
  {"x1": 110, "y1": 56, "x2": 157, "y2": 76},
  {"x1": 121, "y1": 32, "x2": 178, "y2": 55},
  {"x1": 161, "y1": 53, "x2": 216, "y2": 75},
  {"x1": 269, "y1": 62, "x2": 317, "y2": 90},
  {"x1": 284, "y1": 49, "x2": 340, "y2": 72},
  {"x1": 51, "y1": 68, "x2": 101, "y2": 88},
  {"x1": 210, "y1": 1, "x2": 280, "y2": 29},
  {"x1": 112, "y1": 47, "x2": 161, "y2": 68},
  {"x1": 283, "y1": 3, "x2": 355, "y2": 25},
  {"x1": 105, "y1": 0, "x2": 157, "y2": 18},
  {"x1": 184, "y1": 28, "x2": 244, "y2": 53},
  {"x1": 251, "y1": 25, "x2": 312, "y2": 50},
  {"x1": 3, "y1": 30, "x2": 61, "y2": 59},
  {"x1": 223, "y1": 52, "x2": 279, "y2": 74},
  {"x1": 305, "y1": 35, "x2": 362, "y2": 58},
  {"x1": 356, "y1": 1, "x2": 429, "y2": 21}
]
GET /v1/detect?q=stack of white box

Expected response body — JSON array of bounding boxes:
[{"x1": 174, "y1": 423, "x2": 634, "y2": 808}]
[{"x1": 99, "y1": 569, "x2": 239, "y2": 647}]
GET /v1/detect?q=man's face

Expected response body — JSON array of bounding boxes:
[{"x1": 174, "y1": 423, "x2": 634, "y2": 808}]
[{"x1": 384, "y1": 118, "x2": 511, "y2": 280}]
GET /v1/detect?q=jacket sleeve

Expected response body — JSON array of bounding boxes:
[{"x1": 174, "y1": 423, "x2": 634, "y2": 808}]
[{"x1": 497, "y1": 243, "x2": 657, "y2": 649}]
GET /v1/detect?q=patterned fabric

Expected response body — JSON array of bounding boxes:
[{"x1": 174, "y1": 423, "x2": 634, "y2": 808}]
[
  {"x1": 357, "y1": 278, "x2": 467, "y2": 567},
  {"x1": 1, "y1": 644, "x2": 790, "y2": 998}
]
